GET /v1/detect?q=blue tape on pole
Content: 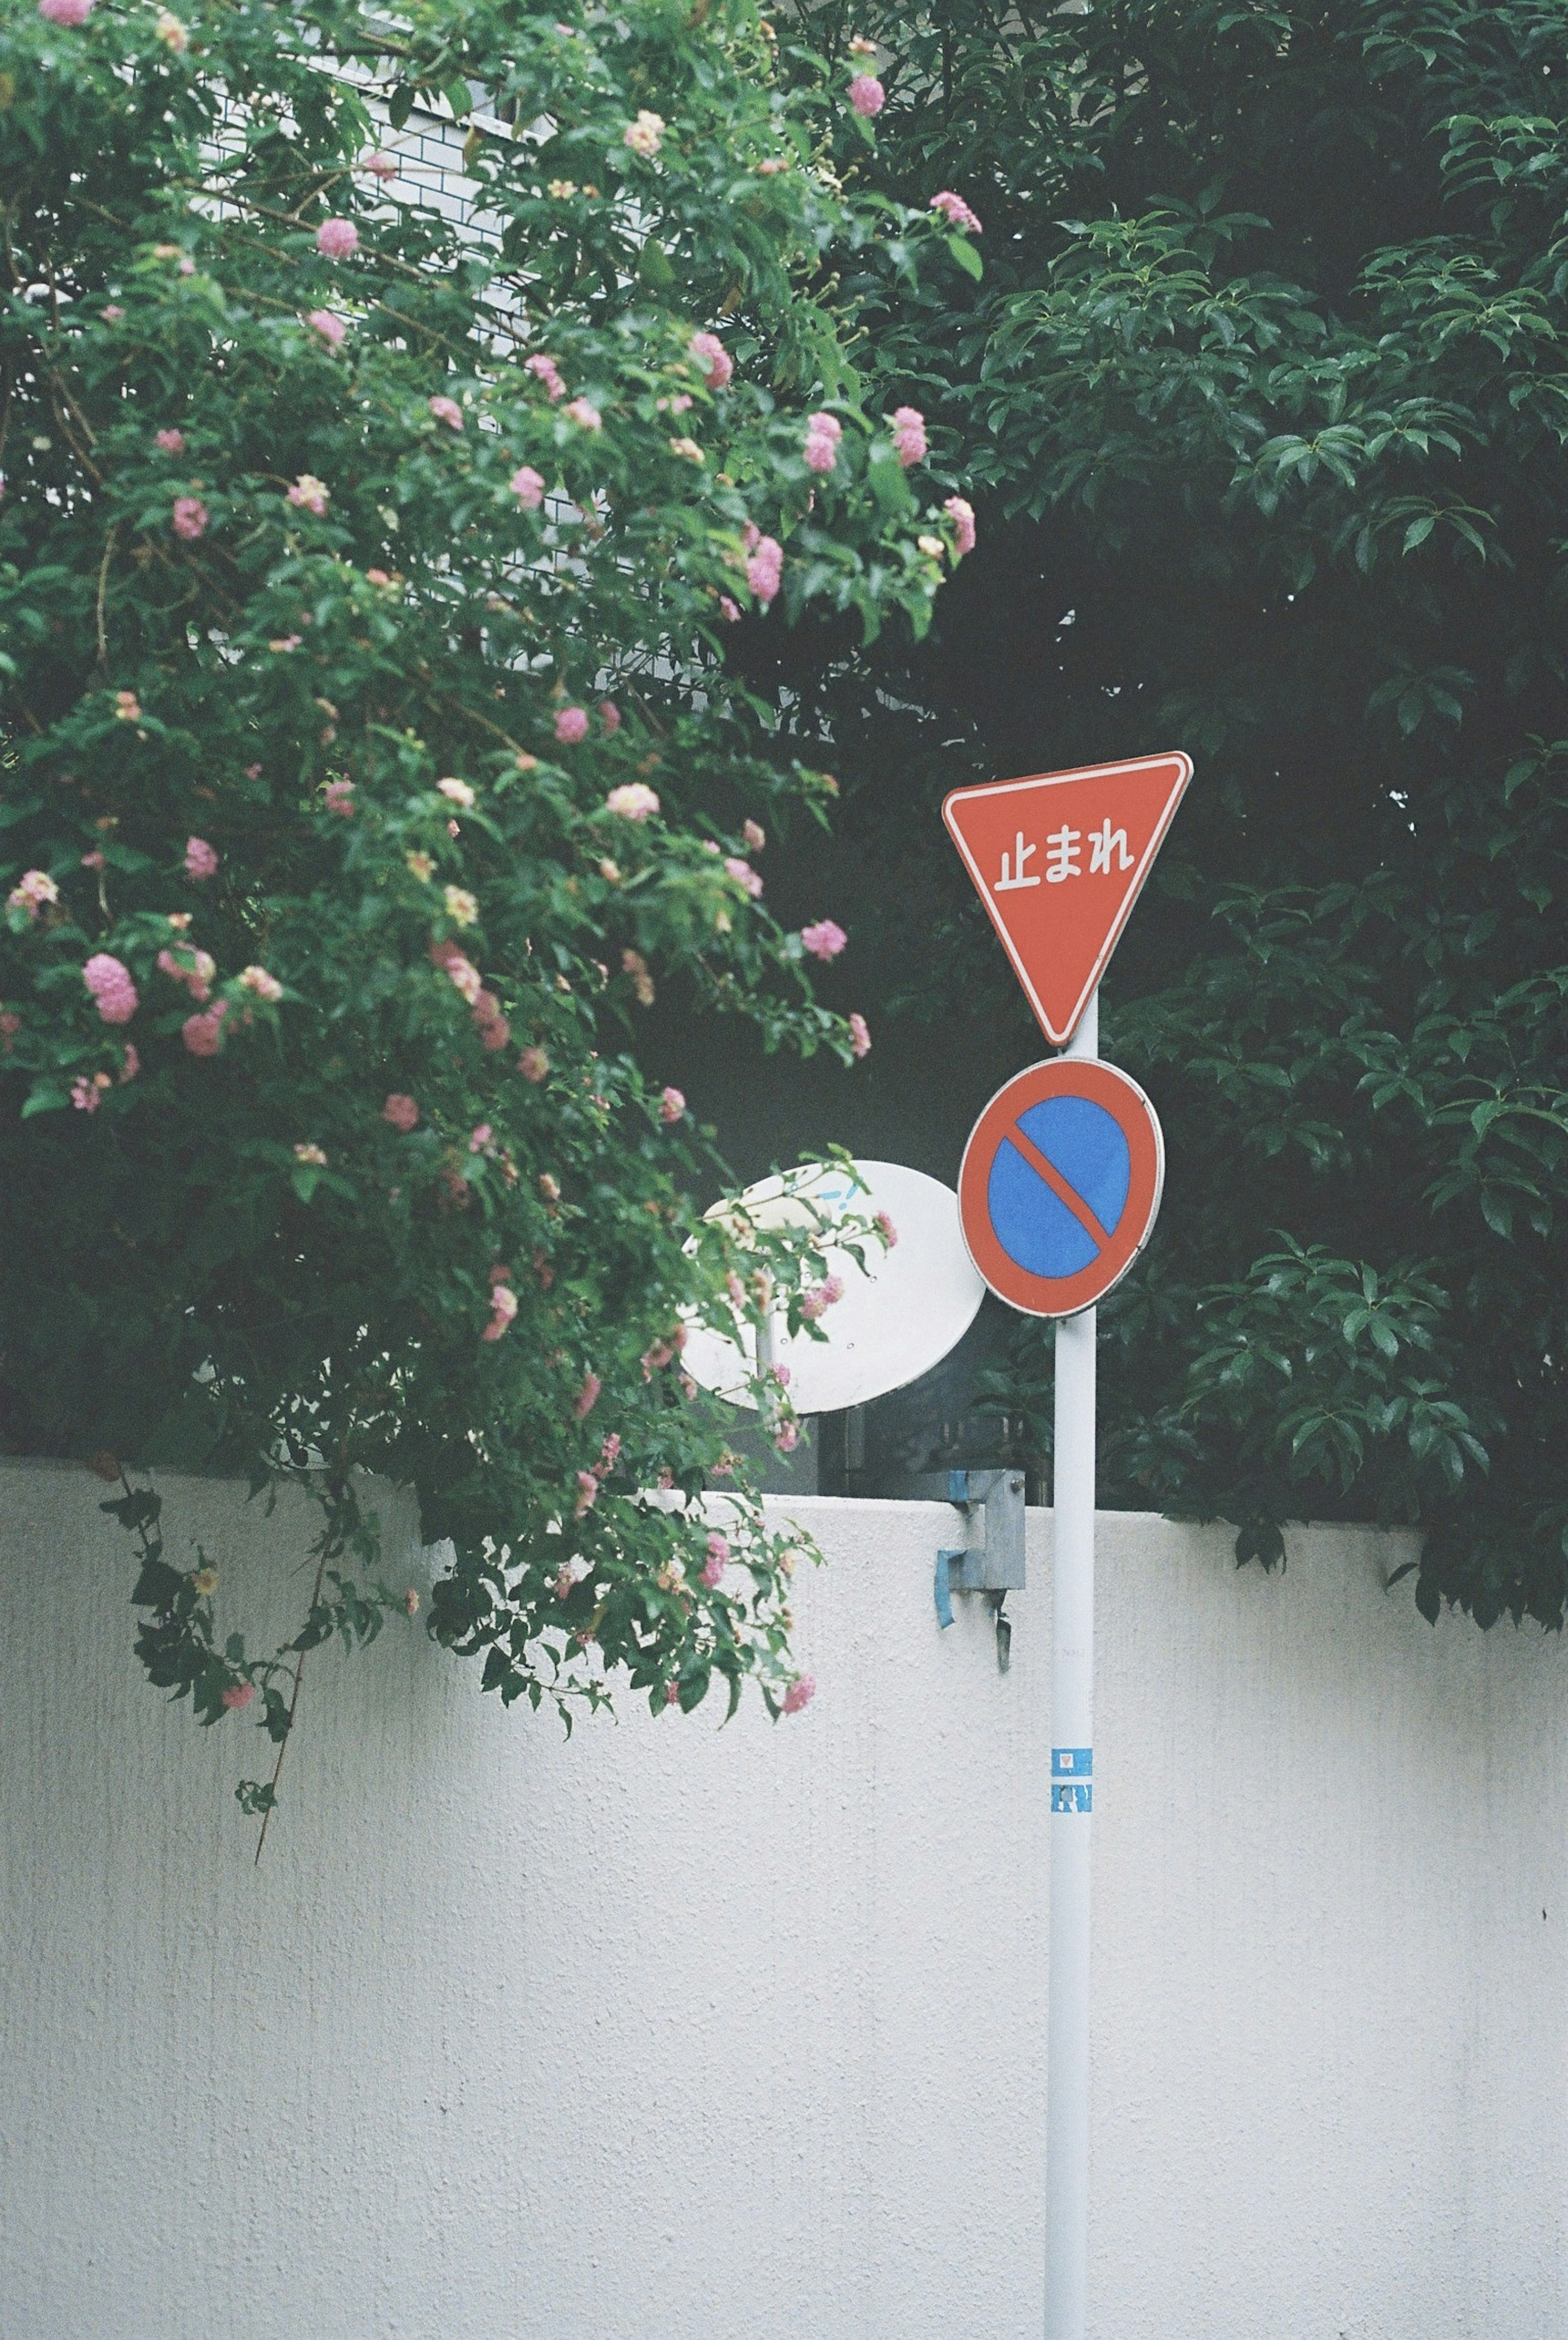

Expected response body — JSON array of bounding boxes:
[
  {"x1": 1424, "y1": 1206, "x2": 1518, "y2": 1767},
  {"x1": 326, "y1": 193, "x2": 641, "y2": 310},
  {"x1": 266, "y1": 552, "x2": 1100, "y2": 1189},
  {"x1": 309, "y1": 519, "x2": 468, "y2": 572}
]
[
  {"x1": 934, "y1": 1548, "x2": 956, "y2": 1630},
  {"x1": 1051, "y1": 1747, "x2": 1093, "y2": 1776},
  {"x1": 1051, "y1": 1783, "x2": 1092, "y2": 1814}
]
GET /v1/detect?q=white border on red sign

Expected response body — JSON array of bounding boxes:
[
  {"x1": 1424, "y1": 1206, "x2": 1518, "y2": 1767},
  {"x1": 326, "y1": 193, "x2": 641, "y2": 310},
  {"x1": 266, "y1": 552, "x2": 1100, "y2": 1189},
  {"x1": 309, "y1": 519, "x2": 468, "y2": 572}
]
[{"x1": 942, "y1": 751, "x2": 1193, "y2": 1047}]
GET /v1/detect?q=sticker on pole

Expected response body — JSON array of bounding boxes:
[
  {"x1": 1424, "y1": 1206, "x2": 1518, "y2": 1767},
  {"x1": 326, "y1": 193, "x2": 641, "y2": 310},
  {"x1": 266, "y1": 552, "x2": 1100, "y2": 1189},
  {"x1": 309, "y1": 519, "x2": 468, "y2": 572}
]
[
  {"x1": 958, "y1": 1060, "x2": 1165, "y2": 1318},
  {"x1": 943, "y1": 753, "x2": 1192, "y2": 1047}
]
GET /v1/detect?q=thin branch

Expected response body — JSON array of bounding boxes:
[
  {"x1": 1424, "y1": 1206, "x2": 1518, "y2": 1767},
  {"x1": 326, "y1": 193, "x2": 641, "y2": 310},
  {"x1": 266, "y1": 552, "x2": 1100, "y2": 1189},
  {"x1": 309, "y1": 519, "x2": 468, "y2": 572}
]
[
  {"x1": 94, "y1": 523, "x2": 117, "y2": 667},
  {"x1": 253, "y1": 1502, "x2": 339, "y2": 1863},
  {"x1": 420, "y1": 668, "x2": 526, "y2": 750},
  {"x1": 116, "y1": 1463, "x2": 160, "y2": 1565},
  {"x1": 48, "y1": 365, "x2": 102, "y2": 456}
]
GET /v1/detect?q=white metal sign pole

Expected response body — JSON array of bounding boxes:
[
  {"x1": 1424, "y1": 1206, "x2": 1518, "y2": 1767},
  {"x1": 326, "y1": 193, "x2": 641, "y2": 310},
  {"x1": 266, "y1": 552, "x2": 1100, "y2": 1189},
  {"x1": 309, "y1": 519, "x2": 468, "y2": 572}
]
[{"x1": 1045, "y1": 984, "x2": 1098, "y2": 2340}]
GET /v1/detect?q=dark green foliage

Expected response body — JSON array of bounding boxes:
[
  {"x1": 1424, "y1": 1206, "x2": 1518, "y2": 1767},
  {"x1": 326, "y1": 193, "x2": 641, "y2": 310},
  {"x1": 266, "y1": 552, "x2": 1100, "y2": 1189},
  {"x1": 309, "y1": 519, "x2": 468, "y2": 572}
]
[{"x1": 791, "y1": 0, "x2": 1568, "y2": 1623}]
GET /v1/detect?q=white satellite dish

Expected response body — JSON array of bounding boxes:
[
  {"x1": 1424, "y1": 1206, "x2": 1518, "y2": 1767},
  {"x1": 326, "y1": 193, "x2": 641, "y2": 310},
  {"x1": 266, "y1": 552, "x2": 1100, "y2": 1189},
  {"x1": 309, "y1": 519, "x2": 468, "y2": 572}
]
[{"x1": 681, "y1": 1158, "x2": 985, "y2": 1416}]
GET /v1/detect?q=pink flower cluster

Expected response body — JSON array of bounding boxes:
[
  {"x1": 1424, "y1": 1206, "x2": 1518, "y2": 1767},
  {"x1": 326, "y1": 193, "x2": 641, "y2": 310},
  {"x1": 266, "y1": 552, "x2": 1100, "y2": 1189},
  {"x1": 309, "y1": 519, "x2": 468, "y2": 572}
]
[
  {"x1": 158, "y1": 943, "x2": 215, "y2": 1001},
  {"x1": 803, "y1": 412, "x2": 841, "y2": 475},
  {"x1": 800, "y1": 1274, "x2": 846, "y2": 1322},
  {"x1": 307, "y1": 309, "x2": 346, "y2": 346},
  {"x1": 574, "y1": 1370, "x2": 601, "y2": 1421},
  {"x1": 724, "y1": 857, "x2": 763, "y2": 899},
  {"x1": 743, "y1": 818, "x2": 766, "y2": 852},
  {"x1": 473, "y1": 988, "x2": 510, "y2": 1051},
  {"x1": 930, "y1": 189, "x2": 982, "y2": 235},
  {"x1": 171, "y1": 497, "x2": 208, "y2": 541},
  {"x1": 510, "y1": 465, "x2": 545, "y2": 508},
  {"x1": 659, "y1": 1086, "x2": 685, "y2": 1124},
  {"x1": 690, "y1": 331, "x2": 733, "y2": 390},
  {"x1": 555, "y1": 706, "x2": 588, "y2": 745},
  {"x1": 221, "y1": 1681, "x2": 255, "y2": 1711},
  {"x1": 849, "y1": 1011, "x2": 871, "y2": 1058},
  {"x1": 316, "y1": 218, "x2": 359, "y2": 259},
  {"x1": 782, "y1": 1674, "x2": 816, "y2": 1714},
  {"x1": 39, "y1": 0, "x2": 94, "y2": 23},
  {"x1": 483, "y1": 1282, "x2": 519, "y2": 1342},
  {"x1": 324, "y1": 778, "x2": 355, "y2": 815},
  {"x1": 287, "y1": 474, "x2": 329, "y2": 516},
  {"x1": 237, "y1": 964, "x2": 283, "y2": 1001},
  {"x1": 429, "y1": 394, "x2": 464, "y2": 430},
  {"x1": 565, "y1": 397, "x2": 601, "y2": 432},
  {"x1": 606, "y1": 781, "x2": 659, "y2": 821},
  {"x1": 744, "y1": 527, "x2": 783, "y2": 606},
  {"x1": 383, "y1": 1093, "x2": 419, "y2": 1132},
  {"x1": 849, "y1": 74, "x2": 884, "y2": 117},
  {"x1": 526, "y1": 353, "x2": 566, "y2": 401},
  {"x1": 431, "y1": 937, "x2": 483, "y2": 1006},
  {"x1": 891, "y1": 406, "x2": 927, "y2": 466},
  {"x1": 640, "y1": 1323, "x2": 687, "y2": 1378},
  {"x1": 184, "y1": 836, "x2": 218, "y2": 880},
  {"x1": 183, "y1": 1000, "x2": 227, "y2": 1056},
  {"x1": 702, "y1": 1531, "x2": 730, "y2": 1589},
  {"x1": 518, "y1": 1045, "x2": 549, "y2": 1083},
  {"x1": 155, "y1": 427, "x2": 185, "y2": 453},
  {"x1": 944, "y1": 495, "x2": 976, "y2": 557},
  {"x1": 800, "y1": 918, "x2": 846, "y2": 961},
  {"x1": 82, "y1": 952, "x2": 137, "y2": 1022},
  {"x1": 9, "y1": 869, "x2": 58, "y2": 919},
  {"x1": 875, "y1": 1208, "x2": 898, "y2": 1247}
]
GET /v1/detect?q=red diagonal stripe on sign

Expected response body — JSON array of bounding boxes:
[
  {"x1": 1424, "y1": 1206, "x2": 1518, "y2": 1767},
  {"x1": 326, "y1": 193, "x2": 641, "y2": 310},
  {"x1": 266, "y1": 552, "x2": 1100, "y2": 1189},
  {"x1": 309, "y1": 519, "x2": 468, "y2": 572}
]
[{"x1": 1005, "y1": 1121, "x2": 1113, "y2": 1253}]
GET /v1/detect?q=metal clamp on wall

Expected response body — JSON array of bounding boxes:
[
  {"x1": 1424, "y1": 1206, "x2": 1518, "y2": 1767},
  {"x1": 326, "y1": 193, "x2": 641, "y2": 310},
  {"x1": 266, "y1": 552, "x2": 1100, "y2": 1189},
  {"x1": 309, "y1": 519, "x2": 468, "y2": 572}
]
[{"x1": 920, "y1": 1467, "x2": 1027, "y2": 1630}]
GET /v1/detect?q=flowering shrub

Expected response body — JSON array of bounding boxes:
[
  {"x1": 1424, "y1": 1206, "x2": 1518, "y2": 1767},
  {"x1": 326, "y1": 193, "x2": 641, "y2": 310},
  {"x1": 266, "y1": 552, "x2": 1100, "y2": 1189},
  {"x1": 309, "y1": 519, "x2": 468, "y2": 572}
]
[{"x1": 0, "y1": 0, "x2": 965, "y2": 1820}]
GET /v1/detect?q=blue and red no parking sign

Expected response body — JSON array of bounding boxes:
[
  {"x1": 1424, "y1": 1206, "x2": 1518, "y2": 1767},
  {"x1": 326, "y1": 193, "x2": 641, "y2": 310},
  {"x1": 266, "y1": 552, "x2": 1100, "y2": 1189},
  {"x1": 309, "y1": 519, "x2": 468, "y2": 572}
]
[{"x1": 957, "y1": 1058, "x2": 1165, "y2": 1318}]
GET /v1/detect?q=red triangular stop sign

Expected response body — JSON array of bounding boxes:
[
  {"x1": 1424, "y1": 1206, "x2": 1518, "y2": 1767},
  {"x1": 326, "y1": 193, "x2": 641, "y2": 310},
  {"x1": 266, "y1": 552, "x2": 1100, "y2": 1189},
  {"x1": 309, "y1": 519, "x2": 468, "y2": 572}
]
[{"x1": 942, "y1": 753, "x2": 1192, "y2": 1046}]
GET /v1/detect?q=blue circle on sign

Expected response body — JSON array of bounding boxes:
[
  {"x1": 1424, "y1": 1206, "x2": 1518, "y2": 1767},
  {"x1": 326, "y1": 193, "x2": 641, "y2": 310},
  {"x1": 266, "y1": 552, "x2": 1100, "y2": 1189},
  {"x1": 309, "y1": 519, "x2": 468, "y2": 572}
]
[{"x1": 987, "y1": 1097, "x2": 1131, "y2": 1279}]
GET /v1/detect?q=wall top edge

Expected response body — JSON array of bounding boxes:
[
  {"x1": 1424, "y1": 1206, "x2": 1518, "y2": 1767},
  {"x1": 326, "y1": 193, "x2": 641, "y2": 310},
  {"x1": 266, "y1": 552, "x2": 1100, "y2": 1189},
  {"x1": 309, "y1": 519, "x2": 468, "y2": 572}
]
[{"x1": 0, "y1": 1455, "x2": 1421, "y2": 1551}]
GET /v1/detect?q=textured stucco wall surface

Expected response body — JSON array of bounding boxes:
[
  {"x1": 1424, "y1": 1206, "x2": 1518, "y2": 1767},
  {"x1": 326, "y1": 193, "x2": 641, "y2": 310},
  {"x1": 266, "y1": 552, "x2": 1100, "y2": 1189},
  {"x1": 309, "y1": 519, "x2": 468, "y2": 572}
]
[{"x1": 2, "y1": 1458, "x2": 1567, "y2": 2340}]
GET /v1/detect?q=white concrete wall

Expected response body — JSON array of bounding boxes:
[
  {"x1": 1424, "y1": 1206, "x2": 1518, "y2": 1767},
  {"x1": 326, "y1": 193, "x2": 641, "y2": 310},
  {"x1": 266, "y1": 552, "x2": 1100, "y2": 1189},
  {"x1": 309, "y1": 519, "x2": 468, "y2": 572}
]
[{"x1": 2, "y1": 1457, "x2": 1566, "y2": 2339}]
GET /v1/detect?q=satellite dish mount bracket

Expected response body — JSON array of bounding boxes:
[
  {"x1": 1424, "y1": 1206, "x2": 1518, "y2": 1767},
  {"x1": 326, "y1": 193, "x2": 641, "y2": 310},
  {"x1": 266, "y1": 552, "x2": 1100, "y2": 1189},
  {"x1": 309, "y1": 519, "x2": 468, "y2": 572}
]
[{"x1": 931, "y1": 1468, "x2": 1026, "y2": 1629}]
